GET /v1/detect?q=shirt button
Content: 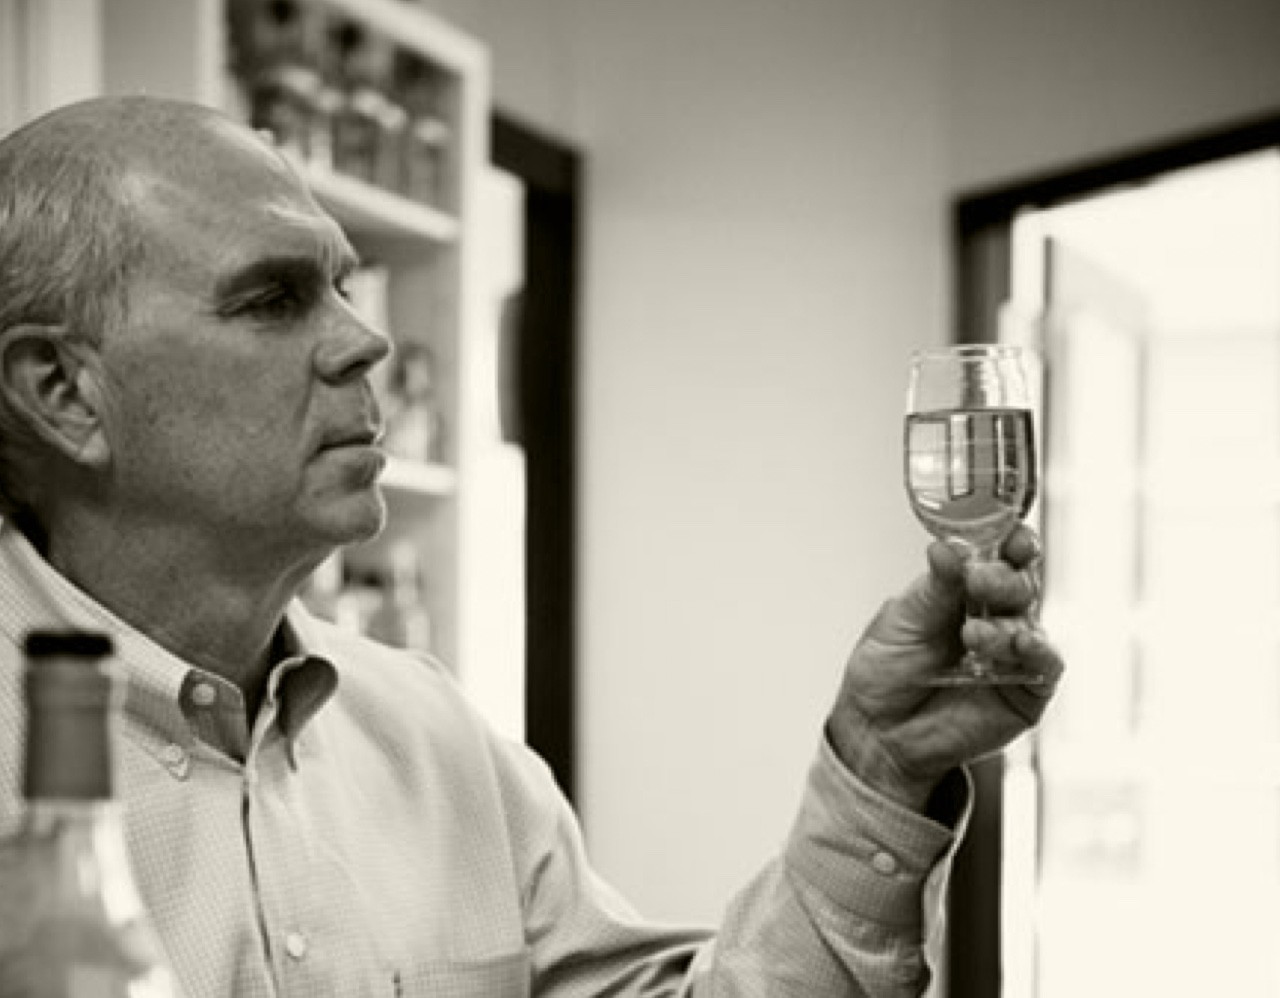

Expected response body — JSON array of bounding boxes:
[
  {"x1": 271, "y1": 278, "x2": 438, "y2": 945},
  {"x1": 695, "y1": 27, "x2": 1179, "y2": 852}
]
[
  {"x1": 161, "y1": 743, "x2": 185, "y2": 765},
  {"x1": 191, "y1": 682, "x2": 218, "y2": 707},
  {"x1": 284, "y1": 932, "x2": 309, "y2": 960},
  {"x1": 159, "y1": 742, "x2": 190, "y2": 779},
  {"x1": 871, "y1": 850, "x2": 899, "y2": 876}
]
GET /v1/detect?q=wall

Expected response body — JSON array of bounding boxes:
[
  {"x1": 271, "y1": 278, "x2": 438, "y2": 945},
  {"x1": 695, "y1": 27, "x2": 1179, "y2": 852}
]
[
  {"x1": 418, "y1": 0, "x2": 1280, "y2": 927},
  {"x1": 3, "y1": 0, "x2": 103, "y2": 126},
  {"x1": 428, "y1": 0, "x2": 948, "y2": 923},
  {"x1": 947, "y1": 0, "x2": 1280, "y2": 191}
]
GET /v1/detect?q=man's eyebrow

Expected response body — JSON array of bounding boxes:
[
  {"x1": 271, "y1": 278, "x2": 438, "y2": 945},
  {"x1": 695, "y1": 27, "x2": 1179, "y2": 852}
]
[{"x1": 213, "y1": 249, "x2": 360, "y2": 301}]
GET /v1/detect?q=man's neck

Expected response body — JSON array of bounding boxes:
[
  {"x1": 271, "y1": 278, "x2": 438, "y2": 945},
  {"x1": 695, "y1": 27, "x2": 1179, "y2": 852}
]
[{"x1": 42, "y1": 517, "x2": 316, "y2": 718}]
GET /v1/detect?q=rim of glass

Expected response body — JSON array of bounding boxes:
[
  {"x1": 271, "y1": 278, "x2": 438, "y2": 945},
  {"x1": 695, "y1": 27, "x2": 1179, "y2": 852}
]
[{"x1": 909, "y1": 343, "x2": 1030, "y2": 361}]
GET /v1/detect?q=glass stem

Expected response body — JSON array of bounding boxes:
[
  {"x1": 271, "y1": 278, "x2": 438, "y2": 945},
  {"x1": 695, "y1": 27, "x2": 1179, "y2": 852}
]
[{"x1": 965, "y1": 545, "x2": 1001, "y2": 665}]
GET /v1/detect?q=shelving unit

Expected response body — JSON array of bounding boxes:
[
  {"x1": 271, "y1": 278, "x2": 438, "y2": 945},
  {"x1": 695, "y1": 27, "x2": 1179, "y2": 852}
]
[{"x1": 101, "y1": 0, "x2": 490, "y2": 670}]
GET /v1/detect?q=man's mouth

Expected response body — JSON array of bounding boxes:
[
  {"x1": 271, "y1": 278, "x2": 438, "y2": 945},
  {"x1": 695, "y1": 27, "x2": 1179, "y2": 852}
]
[{"x1": 323, "y1": 425, "x2": 385, "y2": 450}]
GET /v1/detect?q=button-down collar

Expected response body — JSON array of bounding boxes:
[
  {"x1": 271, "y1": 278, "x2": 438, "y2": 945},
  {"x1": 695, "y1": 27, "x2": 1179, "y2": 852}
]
[{"x1": 0, "y1": 523, "x2": 339, "y2": 769}]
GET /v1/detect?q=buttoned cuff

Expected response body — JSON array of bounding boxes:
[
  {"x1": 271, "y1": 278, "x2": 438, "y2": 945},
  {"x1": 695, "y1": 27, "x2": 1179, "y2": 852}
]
[{"x1": 784, "y1": 736, "x2": 972, "y2": 930}]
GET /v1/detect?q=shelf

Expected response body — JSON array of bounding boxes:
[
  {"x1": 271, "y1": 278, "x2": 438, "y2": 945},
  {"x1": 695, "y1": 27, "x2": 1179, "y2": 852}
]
[
  {"x1": 381, "y1": 456, "x2": 457, "y2": 496},
  {"x1": 297, "y1": 158, "x2": 460, "y2": 245},
  {"x1": 308, "y1": 0, "x2": 486, "y2": 73}
]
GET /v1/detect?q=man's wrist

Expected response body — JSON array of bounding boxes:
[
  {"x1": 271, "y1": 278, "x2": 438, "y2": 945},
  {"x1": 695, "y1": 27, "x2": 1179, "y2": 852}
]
[{"x1": 824, "y1": 714, "x2": 937, "y2": 813}]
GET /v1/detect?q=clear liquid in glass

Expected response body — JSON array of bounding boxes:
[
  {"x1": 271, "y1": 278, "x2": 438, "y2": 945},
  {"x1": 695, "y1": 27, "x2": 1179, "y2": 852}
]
[{"x1": 904, "y1": 406, "x2": 1038, "y2": 553}]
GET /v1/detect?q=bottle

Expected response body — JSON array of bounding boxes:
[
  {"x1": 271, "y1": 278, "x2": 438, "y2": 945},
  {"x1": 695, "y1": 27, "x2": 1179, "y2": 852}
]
[
  {"x1": 234, "y1": 0, "x2": 327, "y2": 162},
  {"x1": 0, "y1": 630, "x2": 182, "y2": 997},
  {"x1": 366, "y1": 541, "x2": 433, "y2": 653},
  {"x1": 327, "y1": 18, "x2": 406, "y2": 188},
  {"x1": 383, "y1": 341, "x2": 443, "y2": 463},
  {"x1": 392, "y1": 49, "x2": 450, "y2": 206}
]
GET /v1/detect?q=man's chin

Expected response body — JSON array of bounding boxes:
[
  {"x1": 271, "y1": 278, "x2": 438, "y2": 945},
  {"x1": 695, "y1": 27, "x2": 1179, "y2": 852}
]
[{"x1": 320, "y1": 490, "x2": 388, "y2": 548}]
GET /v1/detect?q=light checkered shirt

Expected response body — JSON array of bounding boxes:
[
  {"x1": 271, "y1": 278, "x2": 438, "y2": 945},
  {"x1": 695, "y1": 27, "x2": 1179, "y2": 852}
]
[{"x1": 0, "y1": 523, "x2": 960, "y2": 997}]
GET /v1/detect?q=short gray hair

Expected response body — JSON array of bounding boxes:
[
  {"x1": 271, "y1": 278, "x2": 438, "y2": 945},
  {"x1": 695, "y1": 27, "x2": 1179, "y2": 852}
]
[{"x1": 0, "y1": 101, "x2": 150, "y2": 525}]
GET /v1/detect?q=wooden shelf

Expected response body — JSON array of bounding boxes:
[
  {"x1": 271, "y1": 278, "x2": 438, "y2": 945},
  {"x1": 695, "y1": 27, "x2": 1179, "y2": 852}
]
[
  {"x1": 299, "y1": 158, "x2": 460, "y2": 245},
  {"x1": 308, "y1": 0, "x2": 485, "y2": 72}
]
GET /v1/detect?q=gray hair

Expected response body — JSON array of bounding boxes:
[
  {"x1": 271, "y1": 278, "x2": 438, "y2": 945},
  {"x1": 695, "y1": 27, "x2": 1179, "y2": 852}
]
[{"x1": 0, "y1": 100, "x2": 151, "y2": 525}]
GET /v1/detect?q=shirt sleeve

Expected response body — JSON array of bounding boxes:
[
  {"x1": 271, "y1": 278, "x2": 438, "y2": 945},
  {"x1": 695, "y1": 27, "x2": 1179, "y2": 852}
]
[
  {"x1": 515, "y1": 733, "x2": 970, "y2": 998},
  {"x1": 684, "y1": 737, "x2": 971, "y2": 997}
]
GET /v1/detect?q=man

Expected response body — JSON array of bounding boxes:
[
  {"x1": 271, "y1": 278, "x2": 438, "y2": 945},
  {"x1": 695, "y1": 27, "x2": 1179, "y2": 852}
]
[{"x1": 0, "y1": 96, "x2": 1062, "y2": 997}]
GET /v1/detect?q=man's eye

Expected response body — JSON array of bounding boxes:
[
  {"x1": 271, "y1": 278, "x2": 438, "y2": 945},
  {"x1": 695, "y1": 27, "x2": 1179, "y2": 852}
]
[
  {"x1": 333, "y1": 274, "x2": 351, "y2": 301},
  {"x1": 245, "y1": 286, "x2": 306, "y2": 319}
]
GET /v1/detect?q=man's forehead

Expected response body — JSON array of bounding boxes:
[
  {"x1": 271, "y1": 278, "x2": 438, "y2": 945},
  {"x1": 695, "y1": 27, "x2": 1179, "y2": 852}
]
[
  {"x1": 128, "y1": 159, "x2": 355, "y2": 276},
  {"x1": 260, "y1": 202, "x2": 357, "y2": 267}
]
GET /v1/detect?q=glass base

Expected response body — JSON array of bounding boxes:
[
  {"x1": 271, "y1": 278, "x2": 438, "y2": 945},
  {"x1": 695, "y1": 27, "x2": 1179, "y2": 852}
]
[
  {"x1": 918, "y1": 657, "x2": 1048, "y2": 688},
  {"x1": 919, "y1": 671, "x2": 1046, "y2": 688}
]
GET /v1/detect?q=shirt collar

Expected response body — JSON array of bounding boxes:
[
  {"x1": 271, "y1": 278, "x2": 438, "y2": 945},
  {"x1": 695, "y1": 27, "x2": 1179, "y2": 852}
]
[
  {"x1": 269, "y1": 610, "x2": 340, "y2": 751},
  {"x1": 0, "y1": 522, "x2": 340, "y2": 763}
]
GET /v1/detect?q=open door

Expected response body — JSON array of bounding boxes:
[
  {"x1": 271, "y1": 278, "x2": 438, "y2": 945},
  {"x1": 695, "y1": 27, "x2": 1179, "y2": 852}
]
[
  {"x1": 1000, "y1": 238, "x2": 1150, "y2": 998},
  {"x1": 1000, "y1": 151, "x2": 1280, "y2": 998}
]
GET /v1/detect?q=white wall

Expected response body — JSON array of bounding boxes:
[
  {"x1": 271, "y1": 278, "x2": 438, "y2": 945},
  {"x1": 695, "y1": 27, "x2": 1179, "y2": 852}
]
[
  {"x1": 946, "y1": 0, "x2": 1280, "y2": 191},
  {"x1": 571, "y1": 1, "x2": 949, "y2": 920},
  {"x1": 4, "y1": 0, "x2": 103, "y2": 126},
  {"x1": 417, "y1": 0, "x2": 1280, "y2": 925}
]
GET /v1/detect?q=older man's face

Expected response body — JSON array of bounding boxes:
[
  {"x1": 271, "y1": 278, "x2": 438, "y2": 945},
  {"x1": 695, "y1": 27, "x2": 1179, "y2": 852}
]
[{"x1": 92, "y1": 117, "x2": 392, "y2": 571}]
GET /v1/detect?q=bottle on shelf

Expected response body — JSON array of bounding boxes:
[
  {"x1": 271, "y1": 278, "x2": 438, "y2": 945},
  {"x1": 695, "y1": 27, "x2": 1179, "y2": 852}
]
[
  {"x1": 392, "y1": 49, "x2": 451, "y2": 207},
  {"x1": 366, "y1": 540, "x2": 433, "y2": 653},
  {"x1": 0, "y1": 630, "x2": 182, "y2": 997},
  {"x1": 331, "y1": 568, "x2": 385, "y2": 636},
  {"x1": 228, "y1": 0, "x2": 332, "y2": 163},
  {"x1": 382, "y1": 340, "x2": 444, "y2": 464},
  {"x1": 326, "y1": 17, "x2": 407, "y2": 191},
  {"x1": 300, "y1": 551, "x2": 345, "y2": 622}
]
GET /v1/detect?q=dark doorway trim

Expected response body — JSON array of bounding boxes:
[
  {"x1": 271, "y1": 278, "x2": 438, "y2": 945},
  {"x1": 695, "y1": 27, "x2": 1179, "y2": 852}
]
[
  {"x1": 491, "y1": 111, "x2": 582, "y2": 804},
  {"x1": 947, "y1": 106, "x2": 1280, "y2": 998},
  {"x1": 956, "y1": 107, "x2": 1280, "y2": 236}
]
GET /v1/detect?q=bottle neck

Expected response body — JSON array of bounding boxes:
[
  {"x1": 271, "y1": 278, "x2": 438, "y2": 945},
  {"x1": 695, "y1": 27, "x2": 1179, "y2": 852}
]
[
  {"x1": 23, "y1": 653, "x2": 120, "y2": 802},
  {"x1": 24, "y1": 703, "x2": 116, "y2": 802}
]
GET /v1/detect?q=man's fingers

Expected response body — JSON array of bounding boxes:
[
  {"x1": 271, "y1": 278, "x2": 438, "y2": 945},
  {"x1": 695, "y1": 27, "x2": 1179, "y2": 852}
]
[
  {"x1": 926, "y1": 538, "x2": 969, "y2": 584},
  {"x1": 1001, "y1": 524, "x2": 1043, "y2": 569},
  {"x1": 963, "y1": 618, "x2": 1063, "y2": 690},
  {"x1": 966, "y1": 557, "x2": 1041, "y2": 615},
  {"x1": 890, "y1": 540, "x2": 969, "y2": 630}
]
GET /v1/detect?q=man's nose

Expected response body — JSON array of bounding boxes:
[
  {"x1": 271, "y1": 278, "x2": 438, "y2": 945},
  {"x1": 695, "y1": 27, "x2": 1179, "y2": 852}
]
[{"x1": 316, "y1": 310, "x2": 393, "y2": 383}]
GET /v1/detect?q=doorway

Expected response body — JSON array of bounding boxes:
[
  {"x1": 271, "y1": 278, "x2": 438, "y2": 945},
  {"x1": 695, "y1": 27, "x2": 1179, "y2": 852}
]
[
  {"x1": 488, "y1": 112, "x2": 581, "y2": 803},
  {"x1": 950, "y1": 113, "x2": 1280, "y2": 998}
]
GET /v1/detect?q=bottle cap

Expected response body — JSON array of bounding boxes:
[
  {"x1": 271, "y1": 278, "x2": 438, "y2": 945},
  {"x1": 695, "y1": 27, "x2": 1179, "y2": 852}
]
[{"x1": 24, "y1": 630, "x2": 113, "y2": 659}]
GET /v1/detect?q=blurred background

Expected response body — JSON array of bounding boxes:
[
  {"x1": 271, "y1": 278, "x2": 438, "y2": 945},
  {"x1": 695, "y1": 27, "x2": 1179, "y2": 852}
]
[{"x1": 5, "y1": 1, "x2": 1280, "y2": 994}]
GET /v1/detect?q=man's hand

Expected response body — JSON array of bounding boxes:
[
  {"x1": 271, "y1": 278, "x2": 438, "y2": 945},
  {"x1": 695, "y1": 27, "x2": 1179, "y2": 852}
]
[{"x1": 826, "y1": 524, "x2": 1064, "y2": 812}]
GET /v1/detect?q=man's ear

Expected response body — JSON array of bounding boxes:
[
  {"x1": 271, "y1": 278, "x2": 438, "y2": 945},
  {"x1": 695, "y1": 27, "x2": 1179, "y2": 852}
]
[{"x1": 0, "y1": 325, "x2": 111, "y2": 468}]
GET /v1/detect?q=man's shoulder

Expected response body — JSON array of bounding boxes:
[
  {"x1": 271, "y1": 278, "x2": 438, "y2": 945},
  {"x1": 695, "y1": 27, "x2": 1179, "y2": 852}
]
[
  {"x1": 301, "y1": 612, "x2": 454, "y2": 690},
  {"x1": 297, "y1": 611, "x2": 479, "y2": 729}
]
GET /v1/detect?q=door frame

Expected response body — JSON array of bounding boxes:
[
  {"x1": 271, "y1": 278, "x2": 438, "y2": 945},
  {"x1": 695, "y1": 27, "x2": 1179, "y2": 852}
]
[
  {"x1": 491, "y1": 111, "x2": 582, "y2": 803},
  {"x1": 948, "y1": 106, "x2": 1280, "y2": 998}
]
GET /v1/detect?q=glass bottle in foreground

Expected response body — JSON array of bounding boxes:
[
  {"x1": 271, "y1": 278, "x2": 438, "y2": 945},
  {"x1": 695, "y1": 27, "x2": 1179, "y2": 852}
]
[{"x1": 0, "y1": 630, "x2": 182, "y2": 997}]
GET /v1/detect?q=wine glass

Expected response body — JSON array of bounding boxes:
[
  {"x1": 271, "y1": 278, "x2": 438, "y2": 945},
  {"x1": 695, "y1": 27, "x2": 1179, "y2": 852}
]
[{"x1": 904, "y1": 344, "x2": 1041, "y2": 686}]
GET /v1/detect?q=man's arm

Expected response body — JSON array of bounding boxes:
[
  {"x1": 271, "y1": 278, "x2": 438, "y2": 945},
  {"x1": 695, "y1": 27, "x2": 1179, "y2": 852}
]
[{"x1": 518, "y1": 525, "x2": 1061, "y2": 997}]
